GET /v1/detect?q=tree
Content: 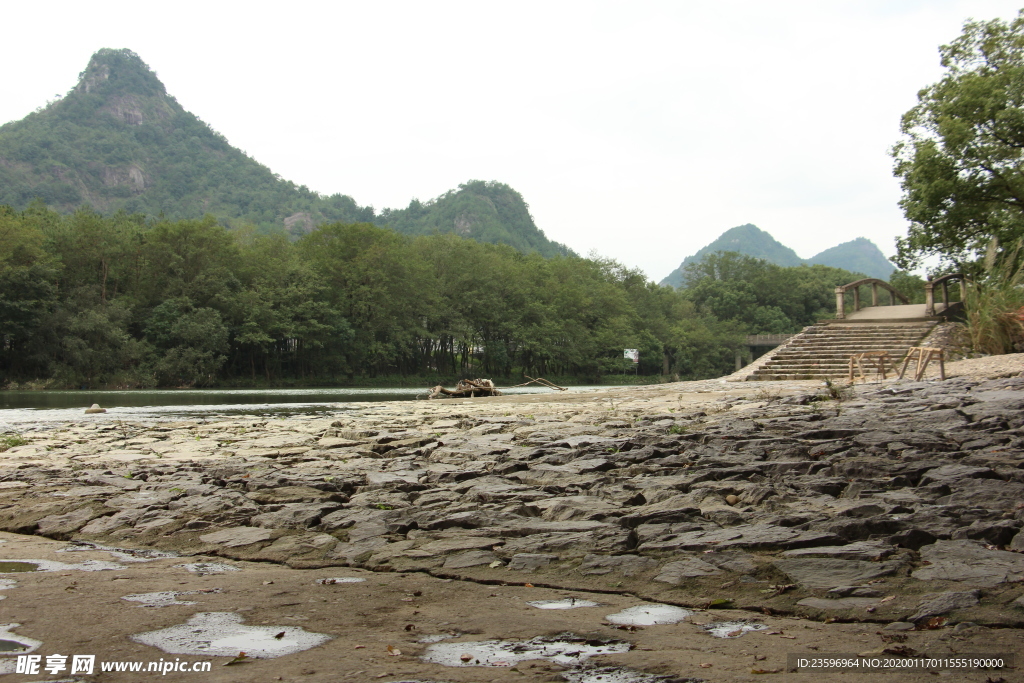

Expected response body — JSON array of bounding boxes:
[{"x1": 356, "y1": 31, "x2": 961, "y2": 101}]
[{"x1": 892, "y1": 11, "x2": 1024, "y2": 271}]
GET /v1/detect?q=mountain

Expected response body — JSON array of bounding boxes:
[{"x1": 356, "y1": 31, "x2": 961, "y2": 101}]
[
  {"x1": 0, "y1": 48, "x2": 569, "y2": 257},
  {"x1": 805, "y1": 237, "x2": 895, "y2": 280},
  {"x1": 660, "y1": 224, "x2": 895, "y2": 287},
  {"x1": 660, "y1": 224, "x2": 803, "y2": 287}
]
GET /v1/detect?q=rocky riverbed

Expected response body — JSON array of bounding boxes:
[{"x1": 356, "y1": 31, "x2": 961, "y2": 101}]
[{"x1": 0, "y1": 357, "x2": 1022, "y2": 682}]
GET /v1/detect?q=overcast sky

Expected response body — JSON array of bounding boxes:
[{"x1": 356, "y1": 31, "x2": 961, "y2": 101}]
[{"x1": 3, "y1": 1, "x2": 1021, "y2": 281}]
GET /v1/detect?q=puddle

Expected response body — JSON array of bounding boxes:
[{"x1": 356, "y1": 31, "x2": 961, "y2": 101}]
[
  {"x1": 131, "y1": 612, "x2": 331, "y2": 658},
  {"x1": 418, "y1": 633, "x2": 460, "y2": 644},
  {"x1": 316, "y1": 577, "x2": 366, "y2": 584},
  {"x1": 0, "y1": 562, "x2": 39, "y2": 573},
  {"x1": 527, "y1": 598, "x2": 600, "y2": 610},
  {"x1": 175, "y1": 562, "x2": 240, "y2": 575},
  {"x1": 702, "y1": 621, "x2": 769, "y2": 638},
  {"x1": 421, "y1": 634, "x2": 630, "y2": 667},
  {"x1": 0, "y1": 623, "x2": 42, "y2": 654},
  {"x1": 122, "y1": 589, "x2": 221, "y2": 607},
  {"x1": 563, "y1": 667, "x2": 696, "y2": 682},
  {"x1": 0, "y1": 579, "x2": 16, "y2": 590},
  {"x1": 604, "y1": 605, "x2": 692, "y2": 625},
  {"x1": 60, "y1": 541, "x2": 178, "y2": 562},
  {"x1": 0, "y1": 559, "x2": 125, "y2": 573}
]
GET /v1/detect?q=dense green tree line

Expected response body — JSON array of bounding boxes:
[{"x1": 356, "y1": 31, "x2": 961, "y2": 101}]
[
  {"x1": 0, "y1": 205, "x2": 757, "y2": 388},
  {"x1": 1, "y1": 205, "x2": 892, "y2": 389}
]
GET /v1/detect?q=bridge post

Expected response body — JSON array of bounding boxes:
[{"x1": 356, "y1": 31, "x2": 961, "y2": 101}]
[
  {"x1": 925, "y1": 282, "x2": 935, "y2": 316},
  {"x1": 871, "y1": 283, "x2": 878, "y2": 306},
  {"x1": 852, "y1": 286, "x2": 860, "y2": 311},
  {"x1": 835, "y1": 287, "x2": 845, "y2": 319}
]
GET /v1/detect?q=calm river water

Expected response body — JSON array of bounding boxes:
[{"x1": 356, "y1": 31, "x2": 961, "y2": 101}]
[{"x1": 0, "y1": 385, "x2": 616, "y2": 431}]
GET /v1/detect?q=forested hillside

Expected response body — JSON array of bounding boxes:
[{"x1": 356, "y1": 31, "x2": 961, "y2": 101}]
[{"x1": 0, "y1": 49, "x2": 568, "y2": 257}]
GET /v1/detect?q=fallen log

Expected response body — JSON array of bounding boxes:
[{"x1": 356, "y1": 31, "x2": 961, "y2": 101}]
[{"x1": 427, "y1": 378, "x2": 501, "y2": 399}]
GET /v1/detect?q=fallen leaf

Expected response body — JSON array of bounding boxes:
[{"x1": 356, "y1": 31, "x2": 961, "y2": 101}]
[
  {"x1": 223, "y1": 652, "x2": 249, "y2": 666},
  {"x1": 404, "y1": 624, "x2": 415, "y2": 631},
  {"x1": 879, "y1": 595, "x2": 896, "y2": 604},
  {"x1": 751, "y1": 668, "x2": 782, "y2": 674},
  {"x1": 779, "y1": 635, "x2": 797, "y2": 639},
  {"x1": 754, "y1": 655, "x2": 767, "y2": 661},
  {"x1": 273, "y1": 632, "x2": 285, "y2": 640},
  {"x1": 921, "y1": 617, "x2": 947, "y2": 630},
  {"x1": 524, "y1": 583, "x2": 534, "y2": 588},
  {"x1": 354, "y1": 645, "x2": 366, "y2": 649},
  {"x1": 460, "y1": 654, "x2": 473, "y2": 662},
  {"x1": 400, "y1": 597, "x2": 414, "y2": 602},
  {"x1": 488, "y1": 560, "x2": 503, "y2": 568},
  {"x1": 386, "y1": 645, "x2": 401, "y2": 656},
  {"x1": 700, "y1": 663, "x2": 713, "y2": 668}
]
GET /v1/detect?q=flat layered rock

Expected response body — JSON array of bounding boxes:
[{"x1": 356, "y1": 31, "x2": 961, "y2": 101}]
[
  {"x1": 912, "y1": 540, "x2": 1024, "y2": 587},
  {"x1": 773, "y1": 558, "x2": 904, "y2": 589}
]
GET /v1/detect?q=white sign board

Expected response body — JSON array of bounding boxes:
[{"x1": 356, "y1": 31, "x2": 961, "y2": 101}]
[{"x1": 623, "y1": 349, "x2": 639, "y2": 363}]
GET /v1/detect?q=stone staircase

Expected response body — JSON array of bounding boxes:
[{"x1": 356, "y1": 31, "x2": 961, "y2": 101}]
[{"x1": 745, "y1": 321, "x2": 938, "y2": 381}]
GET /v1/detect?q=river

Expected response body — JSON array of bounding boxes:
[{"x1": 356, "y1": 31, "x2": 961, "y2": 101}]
[{"x1": 0, "y1": 385, "x2": 618, "y2": 431}]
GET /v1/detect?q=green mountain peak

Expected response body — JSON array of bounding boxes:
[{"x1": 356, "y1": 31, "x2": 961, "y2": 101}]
[{"x1": 0, "y1": 49, "x2": 569, "y2": 257}]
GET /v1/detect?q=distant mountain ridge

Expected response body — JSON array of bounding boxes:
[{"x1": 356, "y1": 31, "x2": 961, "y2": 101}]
[
  {"x1": 0, "y1": 48, "x2": 571, "y2": 258},
  {"x1": 660, "y1": 224, "x2": 895, "y2": 287}
]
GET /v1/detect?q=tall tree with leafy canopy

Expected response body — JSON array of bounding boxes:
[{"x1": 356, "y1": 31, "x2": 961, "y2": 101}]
[{"x1": 892, "y1": 11, "x2": 1024, "y2": 271}]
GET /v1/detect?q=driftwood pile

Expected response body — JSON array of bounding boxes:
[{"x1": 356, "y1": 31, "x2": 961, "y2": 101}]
[
  {"x1": 427, "y1": 379, "x2": 501, "y2": 399},
  {"x1": 426, "y1": 376, "x2": 567, "y2": 399}
]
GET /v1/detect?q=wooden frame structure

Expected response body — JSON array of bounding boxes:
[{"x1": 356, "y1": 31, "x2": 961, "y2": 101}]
[
  {"x1": 898, "y1": 347, "x2": 946, "y2": 381},
  {"x1": 848, "y1": 351, "x2": 899, "y2": 382}
]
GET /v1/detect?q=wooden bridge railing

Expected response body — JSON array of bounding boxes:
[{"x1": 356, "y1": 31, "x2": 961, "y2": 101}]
[
  {"x1": 834, "y1": 279, "x2": 909, "y2": 319},
  {"x1": 925, "y1": 273, "x2": 966, "y2": 316}
]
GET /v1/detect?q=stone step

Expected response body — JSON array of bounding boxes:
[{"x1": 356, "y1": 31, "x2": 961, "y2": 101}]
[{"x1": 747, "y1": 319, "x2": 936, "y2": 382}]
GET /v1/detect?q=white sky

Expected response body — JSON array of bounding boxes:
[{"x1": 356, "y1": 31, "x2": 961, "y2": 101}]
[{"x1": 3, "y1": 1, "x2": 1021, "y2": 281}]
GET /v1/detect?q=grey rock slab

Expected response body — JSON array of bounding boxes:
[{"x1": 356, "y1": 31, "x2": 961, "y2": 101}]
[
  {"x1": 37, "y1": 507, "x2": 106, "y2": 537},
  {"x1": 908, "y1": 590, "x2": 981, "y2": 621},
  {"x1": 913, "y1": 540, "x2": 1024, "y2": 587},
  {"x1": 918, "y1": 464, "x2": 999, "y2": 487},
  {"x1": 442, "y1": 550, "x2": 499, "y2": 569},
  {"x1": 701, "y1": 551, "x2": 758, "y2": 574},
  {"x1": 250, "y1": 502, "x2": 342, "y2": 529},
  {"x1": 507, "y1": 553, "x2": 557, "y2": 571},
  {"x1": 80, "y1": 508, "x2": 146, "y2": 535},
  {"x1": 781, "y1": 541, "x2": 895, "y2": 562},
  {"x1": 254, "y1": 533, "x2": 338, "y2": 563},
  {"x1": 199, "y1": 527, "x2": 274, "y2": 548},
  {"x1": 826, "y1": 586, "x2": 884, "y2": 598},
  {"x1": 653, "y1": 557, "x2": 722, "y2": 583},
  {"x1": 533, "y1": 496, "x2": 622, "y2": 522},
  {"x1": 641, "y1": 524, "x2": 842, "y2": 552},
  {"x1": 797, "y1": 597, "x2": 882, "y2": 610},
  {"x1": 773, "y1": 558, "x2": 903, "y2": 589},
  {"x1": 409, "y1": 537, "x2": 501, "y2": 557},
  {"x1": 576, "y1": 554, "x2": 657, "y2": 576},
  {"x1": 245, "y1": 486, "x2": 346, "y2": 505}
]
